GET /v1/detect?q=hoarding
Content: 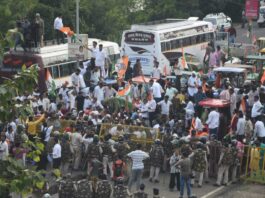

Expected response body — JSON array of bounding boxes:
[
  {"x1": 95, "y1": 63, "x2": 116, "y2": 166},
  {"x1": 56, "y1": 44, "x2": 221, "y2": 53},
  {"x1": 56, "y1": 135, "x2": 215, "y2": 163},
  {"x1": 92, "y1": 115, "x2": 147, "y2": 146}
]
[{"x1": 245, "y1": 0, "x2": 259, "y2": 19}]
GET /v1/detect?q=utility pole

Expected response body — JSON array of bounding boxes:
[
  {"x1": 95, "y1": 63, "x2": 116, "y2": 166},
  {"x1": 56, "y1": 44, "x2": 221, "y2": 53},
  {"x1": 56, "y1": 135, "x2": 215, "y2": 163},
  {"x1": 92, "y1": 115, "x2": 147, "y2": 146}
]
[{"x1": 76, "y1": 0, "x2": 80, "y2": 36}]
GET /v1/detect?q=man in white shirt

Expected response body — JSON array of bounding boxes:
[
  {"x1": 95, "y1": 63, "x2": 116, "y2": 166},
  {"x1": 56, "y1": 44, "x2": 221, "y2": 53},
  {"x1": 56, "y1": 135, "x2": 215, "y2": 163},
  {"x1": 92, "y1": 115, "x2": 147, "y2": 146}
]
[
  {"x1": 149, "y1": 79, "x2": 163, "y2": 103},
  {"x1": 71, "y1": 69, "x2": 81, "y2": 92},
  {"x1": 53, "y1": 14, "x2": 64, "y2": 44},
  {"x1": 206, "y1": 108, "x2": 220, "y2": 137},
  {"x1": 89, "y1": 41, "x2": 99, "y2": 58},
  {"x1": 127, "y1": 144, "x2": 149, "y2": 192},
  {"x1": 254, "y1": 116, "x2": 265, "y2": 143},
  {"x1": 52, "y1": 138, "x2": 61, "y2": 169},
  {"x1": 195, "y1": 114, "x2": 203, "y2": 132},
  {"x1": 94, "y1": 82, "x2": 104, "y2": 102},
  {"x1": 151, "y1": 61, "x2": 161, "y2": 79},
  {"x1": 104, "y1": 84, "x2": 117, "y2": 99},
  {"x1": 0, "y1": 135, "x2": 9, "y2": 160},
  {"x1": 95, "y1": 44, "x2": 106, "y2": 77},
  {"x1": 147, "y1": 98, "x2": 157, "y2": 127},
  {"x1": 188, "y1": 72, "x2": 198, "y2": 97},
  {"x1": 236, "y1": 111, "x2": 246, "y2": 142},
  {"x1": 251, "y1": 95, "x2": 263, "y2": 119},
  {"x1": 158, "y1": 95, "x2": 172, "y2": 122},
  {"x1": 83, "y1": 95, "x2": 92, "y2": 111}
]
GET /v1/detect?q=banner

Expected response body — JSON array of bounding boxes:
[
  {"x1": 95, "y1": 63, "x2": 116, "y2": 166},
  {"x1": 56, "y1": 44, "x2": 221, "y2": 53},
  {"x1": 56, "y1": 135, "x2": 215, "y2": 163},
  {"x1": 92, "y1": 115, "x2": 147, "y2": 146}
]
[{"x1": 245, "y1": 0, "x2": 259, "y2": 19}]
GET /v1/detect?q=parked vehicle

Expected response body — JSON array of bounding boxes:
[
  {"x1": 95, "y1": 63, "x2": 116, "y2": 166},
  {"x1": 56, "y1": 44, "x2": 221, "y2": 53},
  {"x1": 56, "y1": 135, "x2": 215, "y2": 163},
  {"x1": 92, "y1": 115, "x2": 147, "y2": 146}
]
[
  {"x1": 203, "y1": 13, "x2": 232, "y2": 31},
  {"x1": 121, "y1": 18, "x2": 215, "y2": 75}
]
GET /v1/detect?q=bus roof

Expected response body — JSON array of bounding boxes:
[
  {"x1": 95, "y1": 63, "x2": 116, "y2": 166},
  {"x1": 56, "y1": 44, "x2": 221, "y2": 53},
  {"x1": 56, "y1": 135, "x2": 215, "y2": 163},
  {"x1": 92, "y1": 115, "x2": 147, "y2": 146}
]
[
  {"x1": 224, "y1": 63, "x2": 254, "y2": 69},
  {"x1": 213, "y1": 67, "x2": 246, "y2": 73},
  {"x1": 130, "y1": 18, "x2": 212, "y2": 32}
]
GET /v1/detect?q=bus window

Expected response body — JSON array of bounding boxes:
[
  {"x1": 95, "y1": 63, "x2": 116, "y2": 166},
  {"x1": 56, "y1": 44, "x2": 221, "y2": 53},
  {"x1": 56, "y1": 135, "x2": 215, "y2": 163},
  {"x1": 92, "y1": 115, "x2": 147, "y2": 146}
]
[
  {"x1": 166, "y1": 41, "x2": 171, "y2": 51},
  {"x1": 48, "y1": 66, "x2": 60, "y2": 78},
  {"x1": 191, "y1": 36, "x2": 196, "y2": 45},
  {"x1": 59, "y1": 62, "x2": 76, "y2": 77},
  {"x1": 161, "y1": 42, "x2": 166, "y2": 52}
]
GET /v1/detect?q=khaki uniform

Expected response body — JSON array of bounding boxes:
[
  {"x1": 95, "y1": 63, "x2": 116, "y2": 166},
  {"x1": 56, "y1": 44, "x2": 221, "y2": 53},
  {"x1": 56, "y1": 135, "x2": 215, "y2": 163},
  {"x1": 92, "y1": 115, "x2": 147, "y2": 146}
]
[
  {"x1": 191, "y1": 149, "x2": 207, "y2": 186},
  {"x1": 216, "y1": 147, "x2": 235, "y2": 185},
  {"x1": 149, "y1": 144, "x2": 164, "y2": 181},
  {"x1": 101, "y1": 141, "x2": 114, "y2": 178}
]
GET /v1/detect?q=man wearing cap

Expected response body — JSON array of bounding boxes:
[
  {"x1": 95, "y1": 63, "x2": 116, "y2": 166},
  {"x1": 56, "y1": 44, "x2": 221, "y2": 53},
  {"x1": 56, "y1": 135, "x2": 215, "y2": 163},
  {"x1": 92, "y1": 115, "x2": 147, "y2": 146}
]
[{"x1": 188, "y1": 72, "x2": 198, "y2": 98}]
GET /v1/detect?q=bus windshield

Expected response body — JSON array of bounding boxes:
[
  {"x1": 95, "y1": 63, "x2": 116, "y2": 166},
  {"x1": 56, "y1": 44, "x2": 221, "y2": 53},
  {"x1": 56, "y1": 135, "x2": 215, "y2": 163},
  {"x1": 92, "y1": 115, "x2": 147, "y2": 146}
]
[{"x1": 203, "y1": 18, "x2": 217, "y2": 25}]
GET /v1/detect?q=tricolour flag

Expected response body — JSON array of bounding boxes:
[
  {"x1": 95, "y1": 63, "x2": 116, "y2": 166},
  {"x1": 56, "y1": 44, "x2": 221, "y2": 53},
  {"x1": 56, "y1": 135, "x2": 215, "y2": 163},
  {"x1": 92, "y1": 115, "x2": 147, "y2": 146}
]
[{"x1": 117, "y1": 85, "x2": 131, "y2": 97}]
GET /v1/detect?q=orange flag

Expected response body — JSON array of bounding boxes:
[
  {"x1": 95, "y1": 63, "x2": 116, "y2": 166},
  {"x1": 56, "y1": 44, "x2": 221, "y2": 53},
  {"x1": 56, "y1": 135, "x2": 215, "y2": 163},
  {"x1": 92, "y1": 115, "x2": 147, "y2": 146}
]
[
  {"x1": 181, "y1": 47, "x2": 186, "y2": 69},
  {"x1": 240, "y1": 98, "x2": 246, "y2": 113},
  {"x1": 261, "y1": 70, "x2": 265, "y2": 84},
  {"x1": 118, "y1": 56, "x2": 129, "y2": 79}
]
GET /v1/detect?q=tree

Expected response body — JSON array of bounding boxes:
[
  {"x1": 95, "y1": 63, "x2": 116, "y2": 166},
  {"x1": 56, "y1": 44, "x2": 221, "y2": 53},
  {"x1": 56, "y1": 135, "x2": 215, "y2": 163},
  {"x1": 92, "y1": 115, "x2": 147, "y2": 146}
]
[{"x1": 0, "y1": 64, "x2": 46, "y2": 197}]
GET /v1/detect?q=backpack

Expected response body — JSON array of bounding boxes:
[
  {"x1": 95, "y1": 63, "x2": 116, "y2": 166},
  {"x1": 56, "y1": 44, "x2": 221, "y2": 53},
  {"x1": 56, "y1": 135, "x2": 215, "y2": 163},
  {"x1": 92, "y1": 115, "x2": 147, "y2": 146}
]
[{"x1": 113, "y1": 160, "x2": 124, "y2": 178}]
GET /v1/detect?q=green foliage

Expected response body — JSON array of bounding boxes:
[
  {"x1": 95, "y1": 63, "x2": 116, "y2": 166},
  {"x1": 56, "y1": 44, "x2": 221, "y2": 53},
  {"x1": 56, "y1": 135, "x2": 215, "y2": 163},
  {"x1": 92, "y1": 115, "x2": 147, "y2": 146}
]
[
  {"x1": 0, "y1": 157, "x2": 45, "y2": 196},
  {"x1": 0, "y1": 65, "x2": 38, "y2": 123},
  {"x1": 0, "y1": 0, "x2": 245, "y2": 45}
]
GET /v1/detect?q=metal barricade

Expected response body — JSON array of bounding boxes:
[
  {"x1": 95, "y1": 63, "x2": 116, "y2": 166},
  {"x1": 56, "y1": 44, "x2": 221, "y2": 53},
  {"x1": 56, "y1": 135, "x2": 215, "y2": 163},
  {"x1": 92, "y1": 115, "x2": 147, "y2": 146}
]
[{"x1": 241, "y1": 145, "x2": 265, "y2": 184}]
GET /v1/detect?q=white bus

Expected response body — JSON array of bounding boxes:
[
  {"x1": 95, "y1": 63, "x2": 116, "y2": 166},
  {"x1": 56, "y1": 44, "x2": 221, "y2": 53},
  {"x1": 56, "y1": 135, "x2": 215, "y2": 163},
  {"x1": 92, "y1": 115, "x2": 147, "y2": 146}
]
[
  {"x1": 1, "y1": 36, "x2": 121, "y2": 91},
  {"x1": 121, "y1": 18, "x2": 215, "y2": 75}
]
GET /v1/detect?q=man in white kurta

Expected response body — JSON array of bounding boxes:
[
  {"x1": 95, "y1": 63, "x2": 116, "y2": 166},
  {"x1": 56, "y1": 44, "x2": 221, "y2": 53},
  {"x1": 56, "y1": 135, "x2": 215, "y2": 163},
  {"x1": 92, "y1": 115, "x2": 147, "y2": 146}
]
[{"x1": 188, "y1": 72, "x2": 198, "y2": 97}]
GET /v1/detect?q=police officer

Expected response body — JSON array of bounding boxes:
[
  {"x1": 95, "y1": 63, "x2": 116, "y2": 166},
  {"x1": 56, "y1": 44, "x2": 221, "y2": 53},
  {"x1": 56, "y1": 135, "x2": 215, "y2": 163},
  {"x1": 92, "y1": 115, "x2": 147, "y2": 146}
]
[
  {"x1": 86, "y1": 135, "x2": 102, "y2": 176},
  {"x1": 149, "y1": 139, "x2": 164, "y2": 183},
  {"x1": 114, "y1": 135, "x2": 130, "y2": 161},
  {"x1": 162, "y1": 130, "x2": 173, "y2": 172},
  {"x1": 96, "y1": 174, "x2": 112, "y2": 198},
  {"x1": 101, "y1": 134, "x2": 116, "y2": 178},
  {"x1": 231, "y1": 139, "x2": 239, "y2": 183},
  {"x1": 215, "y1": 141, "x2": 234, "y2": 186},
  {"x1": 75, "y1": 178, "x2": 93, "y2": 198},
  {"x1": 191, "y1": 142, "x2": 207, "y2": 187},
  {"x1": 58, "y1": 174, "x2": 76, "y2": 198},
  {"x1": 113, "y1": 178, "x2": 131, "y2": 198}
]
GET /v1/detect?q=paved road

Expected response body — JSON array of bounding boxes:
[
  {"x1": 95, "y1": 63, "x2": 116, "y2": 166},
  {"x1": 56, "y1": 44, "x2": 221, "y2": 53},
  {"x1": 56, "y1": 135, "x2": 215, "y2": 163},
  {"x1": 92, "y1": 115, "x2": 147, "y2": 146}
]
[
  {"x1": 207, "y1": 182, "x2": 265, "y2": 198},
  {"x1": 235, "y1": 22, "x2": 265, "y2": 44}
]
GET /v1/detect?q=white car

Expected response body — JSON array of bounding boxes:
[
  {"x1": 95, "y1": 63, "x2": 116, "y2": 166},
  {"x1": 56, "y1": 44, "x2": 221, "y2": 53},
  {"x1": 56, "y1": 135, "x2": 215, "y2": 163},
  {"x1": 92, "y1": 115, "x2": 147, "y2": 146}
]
[{"x1": 203, "y1": 13, "x2": 232, "y2": 31}]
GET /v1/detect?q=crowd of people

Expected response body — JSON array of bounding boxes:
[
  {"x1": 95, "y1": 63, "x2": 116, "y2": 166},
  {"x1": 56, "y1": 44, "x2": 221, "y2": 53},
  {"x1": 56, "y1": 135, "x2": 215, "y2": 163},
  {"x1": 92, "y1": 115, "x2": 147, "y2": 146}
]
[{"x1": 1, "y1": 39, "x2": 265, "y2": 198}]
